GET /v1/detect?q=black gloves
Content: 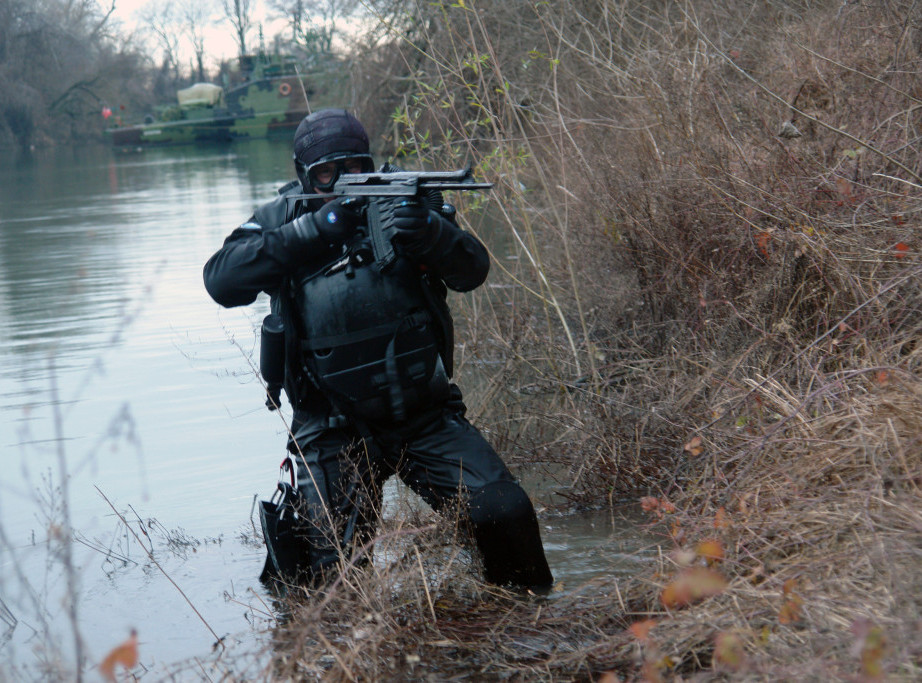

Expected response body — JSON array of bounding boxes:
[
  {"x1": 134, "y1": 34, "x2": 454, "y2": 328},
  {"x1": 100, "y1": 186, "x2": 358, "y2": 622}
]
[
  {"x1": 278, "y1": 197, "x2": 453, "y2": 266},
  {"x1": 392, "y1": 200, "x2": 442, "y2": 255},
  {"x1": 277, "y1": 197, "x2": 365, "y2": 262},
  {"x1": 312, "y1": 197, "x2": 366, "y2": 244}
]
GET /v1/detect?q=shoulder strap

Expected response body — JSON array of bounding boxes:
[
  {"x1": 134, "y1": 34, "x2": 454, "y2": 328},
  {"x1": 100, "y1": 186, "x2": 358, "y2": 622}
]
[{"x1": 420, "y1": 273, "x2": 454, "y2": 377}]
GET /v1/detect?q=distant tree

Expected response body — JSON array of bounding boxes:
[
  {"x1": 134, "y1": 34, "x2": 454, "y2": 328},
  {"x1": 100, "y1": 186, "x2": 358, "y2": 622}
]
[
  {"x1": 221, "y1": 0, "x2": 252, "y2": 57},
  {"x1": 137, "y1": 0, "x2": 183, "y2": 85},
  {"x1": 152, "y1": 56, "x2": 177, "y2": 103},
  {"x1": 0, "y1": 0, "x2": 152, "y2": 147},
  {"x1": 314, "y1": 0, "x2": 358, "y2": 52},
  {"x1": 269, "y1": 0, "x2": 357, "y2": 57},
  {"x1": 269, "y1": 0, "x2": 306, "y2": 45},
  {"x1": 179, "y1": 0, "x2": 217, "y2": 82}
]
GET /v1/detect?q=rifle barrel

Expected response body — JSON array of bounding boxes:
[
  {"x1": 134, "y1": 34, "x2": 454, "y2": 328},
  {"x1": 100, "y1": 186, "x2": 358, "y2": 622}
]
[{"x1": 286, "y1": 168, "x2": 493, "y2": 202}]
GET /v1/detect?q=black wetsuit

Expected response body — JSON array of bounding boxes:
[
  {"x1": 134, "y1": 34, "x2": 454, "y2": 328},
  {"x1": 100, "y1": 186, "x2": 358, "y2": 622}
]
[{"x1": 203, "y1": 181, "x2": 552, "y2": 588}]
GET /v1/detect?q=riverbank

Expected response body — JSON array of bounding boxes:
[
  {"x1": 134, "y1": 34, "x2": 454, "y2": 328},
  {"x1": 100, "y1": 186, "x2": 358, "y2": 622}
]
[
  {"x1": 271, "y1": 0, "x2": 922, "y2": 678},
  {"x1": 256, "y1": 354, "x2": 922, "y2": 680},
  {"x1": 3, "y1": 0, "x2": 920, "y2": 679}
]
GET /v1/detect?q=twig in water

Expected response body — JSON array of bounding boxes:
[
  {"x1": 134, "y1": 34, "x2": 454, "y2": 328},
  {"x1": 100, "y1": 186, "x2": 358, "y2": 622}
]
[
  {"x1": 49, "y1": 355, "x2": 85, "y2": 682},
  {"x1": 95, "y1": 486, "x2": 224, "y2": 647}
]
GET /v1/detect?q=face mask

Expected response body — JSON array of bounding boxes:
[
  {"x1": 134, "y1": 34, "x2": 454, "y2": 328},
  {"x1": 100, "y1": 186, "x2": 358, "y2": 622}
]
[{"x1": 295, "y1": 154, "x2": 374, "y2": 192}]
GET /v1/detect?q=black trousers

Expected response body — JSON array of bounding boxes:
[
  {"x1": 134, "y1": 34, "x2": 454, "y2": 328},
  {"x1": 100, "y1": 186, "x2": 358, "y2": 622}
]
[{"x1": 286, "y1": 401, "x2": 553, "y2": 589}]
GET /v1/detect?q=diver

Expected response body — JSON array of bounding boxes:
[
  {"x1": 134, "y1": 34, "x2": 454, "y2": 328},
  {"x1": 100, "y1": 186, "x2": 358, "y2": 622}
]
[{"x1": 203, "y1": 108, "x2": 552, "y2": 590}]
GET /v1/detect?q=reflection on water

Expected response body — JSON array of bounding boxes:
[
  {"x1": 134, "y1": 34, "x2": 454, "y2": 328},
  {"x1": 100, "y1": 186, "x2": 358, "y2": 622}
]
[
  {"x1": 0, "y1": 141, "x2": 297, "y2": 674},
  {"x1": 0, "y1": 142, "x2": 292, "y2": 534},
  {"x1": 542, "y1": 509, "x2": 657, "y2": 589},
  {"x1": 0, "y1": 141, "x2": 654, "y2": 676}
]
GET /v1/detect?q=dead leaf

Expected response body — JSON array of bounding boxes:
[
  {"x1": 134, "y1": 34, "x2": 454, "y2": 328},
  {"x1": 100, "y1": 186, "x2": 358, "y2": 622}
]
[
  {"x1": 713, "y1": 507, "x2": 731, "y2": 530},
  {"x1": 696, "y1": 538, "x2": 725, "y2": 564},
  {"x1": 893, "y1": 242, "x2": 909, "y2": 258},
  {"x1": 683, "y1": 435, "x2": 704, "y2": 456},
  {"x1": 713, "y1": 631, "x2": 746, "y2": 672},
  {"x1": 660, "y1": 567, "x2": 728, "y2": 608},
  {"x1": 737, "y1": 493, "x2": 750, "y2": 516},
  {"x1": 627, "y1": 618, "x2": 657, "y2": 643},
  {"x1": 100, "y1": 629, "x2": 138, "y2": 682},
  {"x1": 669, "y1": 521, "x2": 685, "y2": 544},
  {"x1": 778, "y1": 595, "x2": 803, "y2": 624},
  {"x1": 851, "y1": 619, "x2": 887, "y2": 681},
  {"x1": 640, "y1": 659, "x2": 664, "y2": 683},
  {"x1": 745, "y1": 564, "x2": 765, "y2": 585},
  {"x1": 672, "y1": 548, "x2": 697, "y2": 567},
  {"x1": 640, "y1": 496, "x2": 659, "y2": 513},
  {"x1": 835, "y1": 176, "x2": 854, "y2": 200},
  {"x1": 860, "y1": 626, "x2": 887, "y2": 681}
]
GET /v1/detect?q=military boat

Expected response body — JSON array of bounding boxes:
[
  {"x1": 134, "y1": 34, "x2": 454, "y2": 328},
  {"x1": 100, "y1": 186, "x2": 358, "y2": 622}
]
[{"x1": 108, "y1": 53, "x2": 312, "y2": 148}]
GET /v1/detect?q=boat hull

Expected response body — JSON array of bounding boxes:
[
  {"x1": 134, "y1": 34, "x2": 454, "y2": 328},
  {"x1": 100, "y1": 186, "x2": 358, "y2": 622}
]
[
  {"x1": 107, "y1": 61, "x2": 315, "y2": 149},
  {"x1": 108, "y1": 109, "x2": 306, "y2": 147}
]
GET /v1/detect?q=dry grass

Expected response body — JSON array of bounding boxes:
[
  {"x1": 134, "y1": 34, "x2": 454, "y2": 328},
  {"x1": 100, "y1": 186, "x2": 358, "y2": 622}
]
[
  {"x1": 259, "y1": 0, "x2": 922, "y2": 679},
  {"x1": 258, "y1": 511, "x2": 637, "y2": 681},
  {"x1": 620, "y1": 372, "x2": 922, "y2": 680}
]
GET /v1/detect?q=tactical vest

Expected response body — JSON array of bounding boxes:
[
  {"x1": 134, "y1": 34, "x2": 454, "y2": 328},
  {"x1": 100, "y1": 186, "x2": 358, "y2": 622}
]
[{"x1": 292, "y1": 233, "x2": 450, "y2": 423}]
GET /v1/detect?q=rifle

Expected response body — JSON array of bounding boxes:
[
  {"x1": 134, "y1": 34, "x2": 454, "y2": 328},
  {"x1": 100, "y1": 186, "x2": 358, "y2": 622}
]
[{"x1": 288, "y1": 166, "x2": 492, "y2": 271}]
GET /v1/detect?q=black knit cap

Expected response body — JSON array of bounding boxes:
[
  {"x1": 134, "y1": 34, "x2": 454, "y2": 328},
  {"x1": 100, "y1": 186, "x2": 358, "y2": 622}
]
[{"x1": 293, "y1": 108, "x2": 370, "y2": 166}]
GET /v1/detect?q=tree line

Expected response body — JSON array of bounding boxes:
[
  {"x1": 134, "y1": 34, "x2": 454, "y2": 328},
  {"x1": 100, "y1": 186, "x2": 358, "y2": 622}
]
[{"x1": 0, "y1": 0, "x2": 363, "y2": 149}]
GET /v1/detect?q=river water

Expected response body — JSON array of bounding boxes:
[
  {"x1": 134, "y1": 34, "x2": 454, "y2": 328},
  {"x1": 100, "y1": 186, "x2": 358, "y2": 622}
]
[{"x1": 0, "y1": 141, "x2": 654, "y2": 678}]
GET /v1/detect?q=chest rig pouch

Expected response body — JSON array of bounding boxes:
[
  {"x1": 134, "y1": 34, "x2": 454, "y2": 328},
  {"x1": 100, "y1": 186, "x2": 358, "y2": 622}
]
[{"x1": 293, "y1": 234, "x2": 450, "y2": 423}]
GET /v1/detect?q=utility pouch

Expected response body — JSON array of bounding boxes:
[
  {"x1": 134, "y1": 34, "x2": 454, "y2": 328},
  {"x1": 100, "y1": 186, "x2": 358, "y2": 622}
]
[
  {"x1": 302, "y1": 312, "x2": 449, "y2": 422},
  {"x1": 258, "y1": 457, "x2": 310, "y2": 583},
  {"x1": 260, "y1": 314, "x2": 286, "y2": 410}
]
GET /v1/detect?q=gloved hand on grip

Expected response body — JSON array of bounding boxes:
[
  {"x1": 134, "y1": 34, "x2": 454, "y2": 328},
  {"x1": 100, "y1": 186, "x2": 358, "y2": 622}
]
[
  {"x1": 392, "y1": 200, "x2": 442, "y2": 255},
  {"x1": 313, "y1": 196, "x2": 366, "y2": 244}
]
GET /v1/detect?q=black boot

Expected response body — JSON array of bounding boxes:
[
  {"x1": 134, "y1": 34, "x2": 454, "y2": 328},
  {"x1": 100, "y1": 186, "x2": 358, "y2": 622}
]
[{"x1": 468, "y1": 480, "x2": 553, "y2": 589}]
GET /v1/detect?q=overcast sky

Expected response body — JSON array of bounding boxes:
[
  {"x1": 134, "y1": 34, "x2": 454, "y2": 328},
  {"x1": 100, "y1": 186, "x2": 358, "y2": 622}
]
[{"x1": 102, "y1": 0, "x2": 279, "y2": 66}]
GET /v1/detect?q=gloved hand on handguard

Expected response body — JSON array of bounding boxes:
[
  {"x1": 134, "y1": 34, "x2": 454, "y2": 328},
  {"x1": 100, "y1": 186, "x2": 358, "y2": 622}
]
[{"x1": 391, "y1": 200, "x2": 442, "y2": 255}]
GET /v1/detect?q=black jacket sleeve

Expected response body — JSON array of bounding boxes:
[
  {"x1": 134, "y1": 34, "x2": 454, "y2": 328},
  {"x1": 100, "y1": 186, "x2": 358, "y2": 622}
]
[
  {"x1": 204, "y1": 223, "x2": 287, "y2": 307},
  {"x1": 203, "y1": 208, "x2": 332, "y2": 308},
  {"x1": 412, "y1": 216, "x2": 490, "y2": 292},
  {"x1": 205, "y1": 191, "x2": 490, "y2": 308}
]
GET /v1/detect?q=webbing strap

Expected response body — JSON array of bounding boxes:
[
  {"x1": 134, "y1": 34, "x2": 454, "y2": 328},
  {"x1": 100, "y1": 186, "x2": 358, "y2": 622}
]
[
  {"x1": 385, "y1": 329, "x2": 404, "y2": 422},
  {"x1": 384, "y1": 309, "x2": 434, "y2": 421},
  {"x1": 300, "y1": 310, "x2": 430, "y2": 352}
]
